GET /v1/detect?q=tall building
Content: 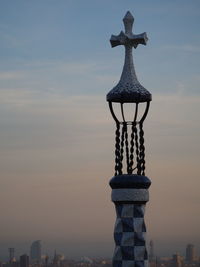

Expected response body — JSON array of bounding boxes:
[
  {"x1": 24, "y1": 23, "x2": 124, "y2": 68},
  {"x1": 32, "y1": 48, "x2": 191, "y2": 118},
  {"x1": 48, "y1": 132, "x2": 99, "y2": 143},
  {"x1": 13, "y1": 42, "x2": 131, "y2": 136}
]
[
  {"x1": 186, "y1": 244, "x2": 195, "y2": 263},
  {"x1": 8, "y1": 248, "x2": 15, "y2": 263},
  {"x1": 20, "y1": 255, "x2": 29, "y2": 267},
  {"x1": 149, "y1": 240, "x2": 157, "y2": 267},
  {"x1": 30, "y1": 240, "x2": 41, "y2": 263},
  {"x1": 149, "y1": 240, "x2": 155, "y2": 261},
  {"x1": 172, "y1": 254, "x2": 183, "y2": 267},
  {"x1": 44, "y1": 255, "x2": 49, "y2": 267}
]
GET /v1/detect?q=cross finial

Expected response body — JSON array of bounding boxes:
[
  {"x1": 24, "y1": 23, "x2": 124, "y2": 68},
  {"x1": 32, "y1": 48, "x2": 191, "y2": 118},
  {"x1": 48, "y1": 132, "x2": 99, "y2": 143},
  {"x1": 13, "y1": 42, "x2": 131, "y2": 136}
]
[
  {"x1": 110, "y1": 11, "x2": 148, "y2": 49},
  {"x1": 107, "y1": 11, "x2": 151, "y2": 103}
]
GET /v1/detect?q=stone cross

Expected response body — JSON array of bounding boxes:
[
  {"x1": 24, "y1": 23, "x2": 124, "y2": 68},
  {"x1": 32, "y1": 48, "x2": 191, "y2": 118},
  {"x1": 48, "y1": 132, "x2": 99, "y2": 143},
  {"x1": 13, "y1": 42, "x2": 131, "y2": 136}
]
[
  {"x1": 107, "y1": 11, "x2": 151, "y2": 104},
  {"x1": 110, "y1": 11, "x2": 148, "y2": 49}
]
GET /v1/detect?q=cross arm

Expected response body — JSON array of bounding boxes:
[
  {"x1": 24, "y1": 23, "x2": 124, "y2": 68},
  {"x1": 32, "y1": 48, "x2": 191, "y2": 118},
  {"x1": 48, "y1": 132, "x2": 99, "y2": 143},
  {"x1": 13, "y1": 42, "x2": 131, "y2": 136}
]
[
  {"x1": 110, "y1": 11, "x2": 148, "y2": 49},
  {"x1": 110, "y1": 31, "x2": 148, "y2": 48}
]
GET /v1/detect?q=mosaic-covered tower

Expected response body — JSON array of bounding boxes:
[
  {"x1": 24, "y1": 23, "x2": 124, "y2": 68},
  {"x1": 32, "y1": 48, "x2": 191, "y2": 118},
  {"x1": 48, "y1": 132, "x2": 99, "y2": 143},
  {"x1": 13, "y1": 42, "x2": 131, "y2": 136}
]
[{"x1": 107, "y1": 11, "x2": 152, "y2": 267}]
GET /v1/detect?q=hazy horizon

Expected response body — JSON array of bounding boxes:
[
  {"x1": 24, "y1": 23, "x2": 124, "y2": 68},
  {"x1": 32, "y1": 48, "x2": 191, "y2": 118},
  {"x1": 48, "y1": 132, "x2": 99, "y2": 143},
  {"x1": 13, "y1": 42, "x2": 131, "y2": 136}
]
[
  {"x1": 0, "y1": 239, "x2": 198, "y2": 261},
  {"x1": 0, "y1": 0, "x2": 199, "y2": 261}
]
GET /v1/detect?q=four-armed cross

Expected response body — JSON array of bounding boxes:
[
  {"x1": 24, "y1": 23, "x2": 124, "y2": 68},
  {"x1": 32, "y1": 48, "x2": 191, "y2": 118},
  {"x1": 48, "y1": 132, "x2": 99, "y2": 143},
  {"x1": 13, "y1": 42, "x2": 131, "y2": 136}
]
[
  {"x1": 107, "y1": 11, "x2": 151, "y2": 104},
  {"x1": 110, "y1": 11, "x2": 148, "y2": 49}
]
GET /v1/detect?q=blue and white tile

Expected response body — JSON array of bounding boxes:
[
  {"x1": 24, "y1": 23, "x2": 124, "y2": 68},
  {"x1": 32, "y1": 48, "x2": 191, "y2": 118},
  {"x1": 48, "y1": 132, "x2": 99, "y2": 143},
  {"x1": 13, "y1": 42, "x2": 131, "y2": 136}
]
[
  {"x1": 121, "y1": 204, "x2": 134, "y2": 218},
  {"x1": 134, "y1": 246, "x2": 147, "y2": 261},
  {"x1": 121, "y1": 232, "x2": 135, "y2": 246}
]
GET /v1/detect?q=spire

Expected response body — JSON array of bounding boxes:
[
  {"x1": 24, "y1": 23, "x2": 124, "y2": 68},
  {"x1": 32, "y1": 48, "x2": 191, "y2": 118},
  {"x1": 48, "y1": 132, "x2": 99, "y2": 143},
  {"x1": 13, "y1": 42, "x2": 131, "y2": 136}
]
[{"x1": 107, "y1": 11, "x2": 151, "y2": 103}]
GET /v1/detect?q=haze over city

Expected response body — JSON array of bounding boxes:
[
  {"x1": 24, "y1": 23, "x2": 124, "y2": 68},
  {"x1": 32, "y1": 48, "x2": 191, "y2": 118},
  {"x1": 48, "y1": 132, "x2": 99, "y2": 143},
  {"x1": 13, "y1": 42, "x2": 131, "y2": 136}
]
[{"x1": 0, "y1": 0, "x2": 199, "y2": 260}]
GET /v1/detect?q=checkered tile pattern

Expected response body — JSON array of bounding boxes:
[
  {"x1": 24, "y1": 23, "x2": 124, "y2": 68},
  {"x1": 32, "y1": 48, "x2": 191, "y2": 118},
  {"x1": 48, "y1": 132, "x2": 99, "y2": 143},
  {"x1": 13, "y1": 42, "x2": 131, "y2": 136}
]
[{"x1": 112, "y1": 204, "x2": 148, "y2": 267}]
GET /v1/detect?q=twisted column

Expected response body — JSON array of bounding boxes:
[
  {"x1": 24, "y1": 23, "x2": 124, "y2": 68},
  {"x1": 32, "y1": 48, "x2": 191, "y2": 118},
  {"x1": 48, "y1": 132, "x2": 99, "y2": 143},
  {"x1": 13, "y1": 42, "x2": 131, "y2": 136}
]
[{"x1": 110, "y1": 174, "x2": 151, "y2": 267}]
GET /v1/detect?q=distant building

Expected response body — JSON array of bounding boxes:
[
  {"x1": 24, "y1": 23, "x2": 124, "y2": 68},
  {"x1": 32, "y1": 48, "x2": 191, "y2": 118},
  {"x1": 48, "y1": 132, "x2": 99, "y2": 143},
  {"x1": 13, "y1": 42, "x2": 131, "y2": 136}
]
[
  {"x1": 149, "y1": 240, "x2": 157, "y2": 267},
  {"x1": 149, "y1": 240, "x2": 155, "y2": 261},
  {"x1": 172, "y1": 254, "x2": 183, "y2": 267},
  {"x1": 30, "y1": 241, "x2": 41, "y2": 263},
  {"x1": 53, "y1": 251, "x2": 65, "y2": 267},
  {"x1": 8, "y1": 248, "x2": 15, "y2": 264},
  {"x1": 20, "y1": 255, "x2": 29, "y2": 267},
  {"x1": 186, "y1": 244, "x2": 195, "y2": 263},
  {"x1": 44, "y1": 255, "x2": 49, "y2": 267}
]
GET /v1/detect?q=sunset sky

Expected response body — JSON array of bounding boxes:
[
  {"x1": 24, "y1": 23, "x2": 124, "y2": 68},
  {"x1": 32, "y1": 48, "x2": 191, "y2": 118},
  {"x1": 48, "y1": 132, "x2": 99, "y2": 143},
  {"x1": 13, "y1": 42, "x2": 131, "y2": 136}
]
[{"x1": 0, "y1": 0, "x2": 200, "y2": 260}]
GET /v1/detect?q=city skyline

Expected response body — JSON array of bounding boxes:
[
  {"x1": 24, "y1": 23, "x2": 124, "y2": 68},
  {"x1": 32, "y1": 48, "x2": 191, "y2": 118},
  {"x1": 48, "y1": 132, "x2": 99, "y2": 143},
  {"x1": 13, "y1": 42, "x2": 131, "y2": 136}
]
[
  {"x1": 0, "y1": 241, "x2": 199, "y2": 262},
  {"x1": 0, "y1": 0, "x2": 200, "y2": 259}
]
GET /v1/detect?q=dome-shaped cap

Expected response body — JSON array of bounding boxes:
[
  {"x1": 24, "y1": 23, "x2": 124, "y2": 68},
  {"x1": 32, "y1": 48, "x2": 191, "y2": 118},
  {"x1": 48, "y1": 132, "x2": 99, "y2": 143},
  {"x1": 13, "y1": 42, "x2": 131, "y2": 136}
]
[{"x1": 107, "y1": 80, "x2": 152, "y2": 103}]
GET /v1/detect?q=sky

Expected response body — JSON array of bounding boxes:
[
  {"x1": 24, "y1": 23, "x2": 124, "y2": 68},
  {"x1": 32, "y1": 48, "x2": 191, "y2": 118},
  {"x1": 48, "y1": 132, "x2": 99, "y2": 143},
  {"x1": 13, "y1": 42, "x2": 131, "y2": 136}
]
[{"x1": 0, "y1": 0, "x2": 200, "y2": 260}]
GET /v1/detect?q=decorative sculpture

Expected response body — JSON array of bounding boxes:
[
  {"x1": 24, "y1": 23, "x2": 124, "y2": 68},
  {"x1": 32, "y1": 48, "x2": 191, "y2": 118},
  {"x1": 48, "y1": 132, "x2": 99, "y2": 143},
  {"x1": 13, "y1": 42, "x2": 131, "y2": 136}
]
[{"x1": 107, "y1": 11, "x2": 152, "y2": 267}]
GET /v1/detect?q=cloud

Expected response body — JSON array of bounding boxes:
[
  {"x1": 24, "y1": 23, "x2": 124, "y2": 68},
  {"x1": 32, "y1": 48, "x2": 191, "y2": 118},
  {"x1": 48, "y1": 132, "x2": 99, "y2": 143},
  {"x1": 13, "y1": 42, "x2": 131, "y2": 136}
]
[
  {"x1": 0, "y1": 59, "x2": 118, "y2": 94},
  {"x1": 161, "y1": 44, "x2": 200, "y2": 53},
  {"x1": 0, "y1": 70, "x2": 25, "y2": 80}
]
